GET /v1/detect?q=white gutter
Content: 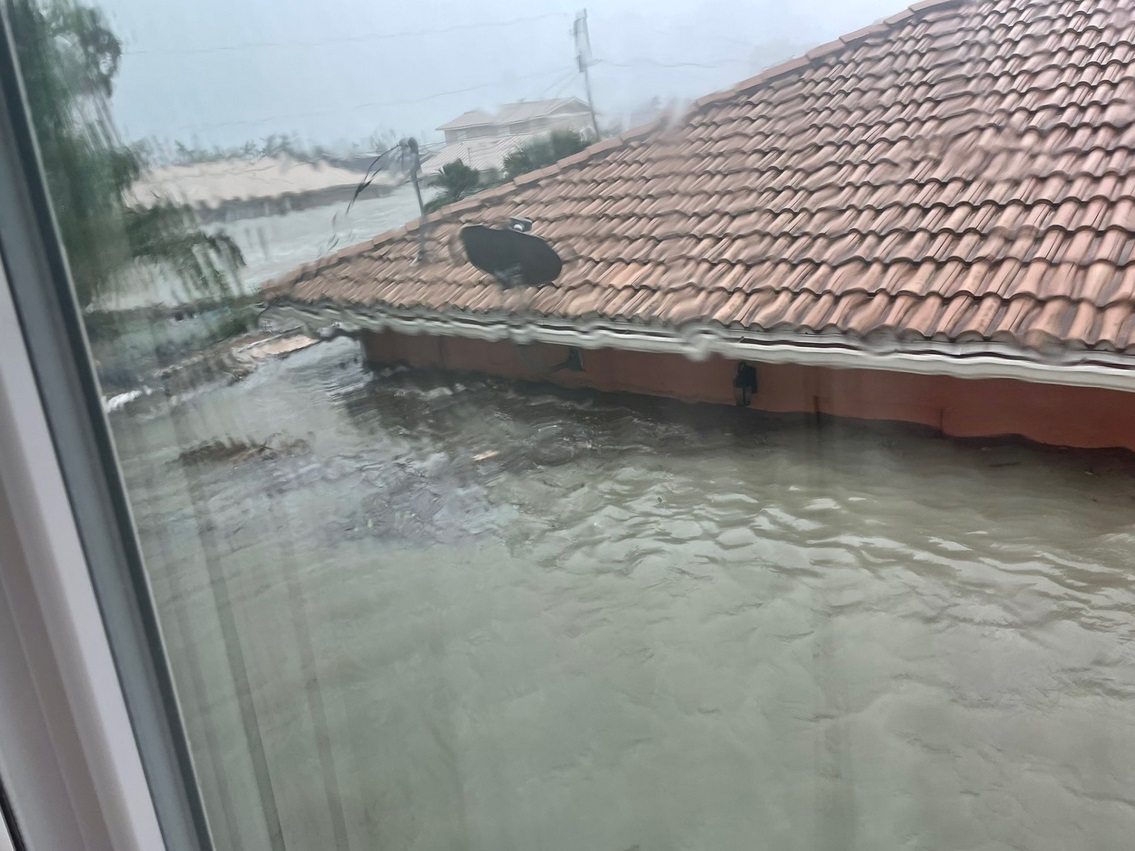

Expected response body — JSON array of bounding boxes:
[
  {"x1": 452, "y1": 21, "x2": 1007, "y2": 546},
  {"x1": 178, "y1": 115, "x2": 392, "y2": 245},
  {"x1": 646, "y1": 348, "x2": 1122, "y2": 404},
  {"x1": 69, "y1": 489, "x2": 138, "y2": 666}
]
[{"x1": 263, "y1": 302, "x2": 1135, "y2": 395}]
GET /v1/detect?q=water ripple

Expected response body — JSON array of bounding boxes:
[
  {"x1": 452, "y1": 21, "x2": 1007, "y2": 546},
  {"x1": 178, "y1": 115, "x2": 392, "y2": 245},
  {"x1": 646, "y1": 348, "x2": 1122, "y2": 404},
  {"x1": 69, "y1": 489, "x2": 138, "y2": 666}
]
[{"x1": 110, "y1": 341, "x2": 1135, "y2": 851}]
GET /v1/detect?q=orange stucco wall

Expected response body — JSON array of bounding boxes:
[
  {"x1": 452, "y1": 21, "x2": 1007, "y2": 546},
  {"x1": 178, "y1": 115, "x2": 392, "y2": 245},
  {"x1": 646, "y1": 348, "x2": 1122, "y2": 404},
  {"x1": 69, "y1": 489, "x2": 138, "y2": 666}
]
[{"x1": 361, "y1": 330, "x2": 1135, "y2": 452}]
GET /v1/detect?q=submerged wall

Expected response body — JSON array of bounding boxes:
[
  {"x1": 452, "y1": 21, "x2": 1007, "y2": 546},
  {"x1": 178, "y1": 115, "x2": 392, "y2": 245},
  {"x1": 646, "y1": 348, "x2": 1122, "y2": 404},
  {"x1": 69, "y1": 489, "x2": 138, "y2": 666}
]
[{"x1": 361, "y1": 330, "x2": 1135, "y2": 452}]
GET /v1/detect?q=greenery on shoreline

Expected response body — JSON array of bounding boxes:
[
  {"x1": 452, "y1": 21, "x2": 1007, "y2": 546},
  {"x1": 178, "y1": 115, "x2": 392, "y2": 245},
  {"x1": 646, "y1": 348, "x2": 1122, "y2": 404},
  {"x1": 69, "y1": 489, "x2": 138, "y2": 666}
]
[
  {"x1": 11, "y1": 0, "x2": 244, "y2": 309},
  {"x1": 502, "y1": 129, "x2": 589, "y2": 180},
  {"x1": 423, "y1": 128, "x2": 591, "y2": 213}
]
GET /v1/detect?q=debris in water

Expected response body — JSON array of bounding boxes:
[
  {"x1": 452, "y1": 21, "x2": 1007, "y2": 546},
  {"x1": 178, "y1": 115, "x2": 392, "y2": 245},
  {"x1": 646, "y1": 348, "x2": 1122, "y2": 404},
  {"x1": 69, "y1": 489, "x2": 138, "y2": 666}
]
[
  {"x1": 473, "y1": 450, "x2": 499, "y2": 462},
  {"x1": 103, "y1": 386, "x2": 152, "y2": 412},
  {"x1": 237, "y1": 332, "x2": 319, "y2": 361},
  {"x1": 175, "y1": 434, "x2": 311, "y2": 465}
]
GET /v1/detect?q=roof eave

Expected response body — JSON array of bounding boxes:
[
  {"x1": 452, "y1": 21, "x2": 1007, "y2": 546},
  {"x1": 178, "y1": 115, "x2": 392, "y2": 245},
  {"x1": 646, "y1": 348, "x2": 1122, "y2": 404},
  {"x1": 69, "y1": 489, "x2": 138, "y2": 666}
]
[{"x1": 264, "y1": 300, "x2": 1135, "y2": 395}]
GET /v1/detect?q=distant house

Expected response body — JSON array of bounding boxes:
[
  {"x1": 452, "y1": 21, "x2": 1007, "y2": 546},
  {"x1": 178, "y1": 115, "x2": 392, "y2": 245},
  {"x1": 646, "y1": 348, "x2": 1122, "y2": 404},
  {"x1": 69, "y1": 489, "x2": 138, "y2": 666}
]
[
  {"x1": 438, "y1": 98, "x2": 592, "y2": 143},
  {"x1": 436, "y1": 109, "x2": 497, "y2": 143},
  {"x1": 424, "y1": 98, "x2": 593, "y2": 176}
]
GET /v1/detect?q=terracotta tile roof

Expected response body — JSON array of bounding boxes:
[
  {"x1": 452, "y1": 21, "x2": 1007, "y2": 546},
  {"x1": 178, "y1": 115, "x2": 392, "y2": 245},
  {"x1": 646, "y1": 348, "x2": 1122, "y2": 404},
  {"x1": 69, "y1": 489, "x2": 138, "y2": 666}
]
[{"x1": 269, "y1": 0, "x2": 1135, "y2": 360}]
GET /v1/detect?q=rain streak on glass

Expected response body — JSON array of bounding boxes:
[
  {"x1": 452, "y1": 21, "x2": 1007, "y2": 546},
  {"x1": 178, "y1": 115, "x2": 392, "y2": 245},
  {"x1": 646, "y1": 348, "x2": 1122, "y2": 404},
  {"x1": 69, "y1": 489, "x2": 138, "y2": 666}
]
[{"x1": 13, "y1": 0, "x2": 1135, "y2": 848}]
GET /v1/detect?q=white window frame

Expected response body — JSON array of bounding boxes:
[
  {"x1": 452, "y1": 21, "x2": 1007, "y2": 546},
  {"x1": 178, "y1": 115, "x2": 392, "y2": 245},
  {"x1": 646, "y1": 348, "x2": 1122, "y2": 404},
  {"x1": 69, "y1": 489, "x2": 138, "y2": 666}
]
[
  {"x1": 0, "y1": 265, "x2": 165, "y2": 851},
  {"x1": 0, "y1": 13, "x2": 212, "y2": 850}
]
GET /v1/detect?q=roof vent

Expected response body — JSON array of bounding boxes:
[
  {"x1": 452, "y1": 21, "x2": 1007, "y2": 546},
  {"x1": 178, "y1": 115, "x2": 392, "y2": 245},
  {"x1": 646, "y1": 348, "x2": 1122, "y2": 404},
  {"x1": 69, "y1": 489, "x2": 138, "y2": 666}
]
[{"x1": 509, "y1": 216, "x2": 534, "y2": 233}]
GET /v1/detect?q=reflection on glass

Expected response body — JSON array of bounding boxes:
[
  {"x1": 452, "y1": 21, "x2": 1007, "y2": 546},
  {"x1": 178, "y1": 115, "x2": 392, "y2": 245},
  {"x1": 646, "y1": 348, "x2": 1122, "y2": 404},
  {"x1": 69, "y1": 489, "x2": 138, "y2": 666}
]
[{"x1": 13, "y1": 0, "x2": 1135, "y2": 848}]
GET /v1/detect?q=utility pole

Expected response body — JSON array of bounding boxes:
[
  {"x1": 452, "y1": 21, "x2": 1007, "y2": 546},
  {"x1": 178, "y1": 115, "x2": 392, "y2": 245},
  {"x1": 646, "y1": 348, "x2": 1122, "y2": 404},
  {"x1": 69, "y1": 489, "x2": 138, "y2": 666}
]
[
  {"x1": 573, "y1": 9, "x2": 601, "y2": 139},
  {"x1": 402, "y1": 137, "x2": 428, "y2": 263}
]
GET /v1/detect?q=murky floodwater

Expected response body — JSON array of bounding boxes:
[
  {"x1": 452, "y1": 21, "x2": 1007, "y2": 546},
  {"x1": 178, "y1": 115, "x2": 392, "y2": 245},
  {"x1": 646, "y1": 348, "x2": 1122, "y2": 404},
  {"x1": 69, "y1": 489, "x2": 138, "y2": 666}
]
[
  {"x1": 100, "y1": 185, "x2": 424, "y2": 309},
  {"x1": 110, "y1": 338, "x2": 1135, "y2": 851}
]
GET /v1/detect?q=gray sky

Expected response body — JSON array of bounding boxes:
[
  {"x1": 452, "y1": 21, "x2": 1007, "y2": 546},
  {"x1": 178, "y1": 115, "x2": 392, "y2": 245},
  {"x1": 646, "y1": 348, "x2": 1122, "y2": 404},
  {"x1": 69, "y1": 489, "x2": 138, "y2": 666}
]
[{"x1": 101, "y1": 0, "x2": 906, "y2": 151}]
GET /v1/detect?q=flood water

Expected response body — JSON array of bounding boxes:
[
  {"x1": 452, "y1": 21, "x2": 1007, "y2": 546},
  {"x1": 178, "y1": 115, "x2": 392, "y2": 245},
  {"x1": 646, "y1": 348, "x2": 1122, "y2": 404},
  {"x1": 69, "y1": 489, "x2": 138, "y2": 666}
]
[
  {"x1": 110, "y1": 338, "x2": 1135, "y2": 851},
  {"x1": 101, "y1": 184, "x2": 424, "y2": 308}
]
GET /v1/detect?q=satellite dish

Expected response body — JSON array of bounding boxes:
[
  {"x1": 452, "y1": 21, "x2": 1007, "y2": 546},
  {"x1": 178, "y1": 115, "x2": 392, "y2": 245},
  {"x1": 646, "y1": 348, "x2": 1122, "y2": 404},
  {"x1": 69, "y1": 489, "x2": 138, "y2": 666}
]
[{"x1": 460, "y1": 225, "x2": 563, "y2": 289}]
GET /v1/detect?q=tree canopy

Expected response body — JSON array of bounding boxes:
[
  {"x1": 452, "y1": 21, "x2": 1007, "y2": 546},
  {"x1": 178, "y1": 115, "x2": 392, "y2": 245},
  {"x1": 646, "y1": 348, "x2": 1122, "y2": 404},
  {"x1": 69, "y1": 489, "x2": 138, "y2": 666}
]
[
  {"x1": 421, "y1": 129, "x2": 593, "y2": 214},
  {"x1": 502, "y1": 129, "x2": 589, "y2": 181},
  {"x1": 10, "y1": 0, "x2": 243, "y2": 308}
]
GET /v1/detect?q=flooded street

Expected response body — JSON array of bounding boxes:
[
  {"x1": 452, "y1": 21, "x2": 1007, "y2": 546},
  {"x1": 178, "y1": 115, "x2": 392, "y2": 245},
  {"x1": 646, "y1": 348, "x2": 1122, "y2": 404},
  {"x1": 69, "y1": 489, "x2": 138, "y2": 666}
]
[
  {"x1": 100, "y1": 184, "x2": 424, "y2": 309},
  {"x1": 223, "y1": 183, "x2": 425, "y2": 290},
  {"x1": 111, "y1": 338, "x2": 1135, "y2": 851}
]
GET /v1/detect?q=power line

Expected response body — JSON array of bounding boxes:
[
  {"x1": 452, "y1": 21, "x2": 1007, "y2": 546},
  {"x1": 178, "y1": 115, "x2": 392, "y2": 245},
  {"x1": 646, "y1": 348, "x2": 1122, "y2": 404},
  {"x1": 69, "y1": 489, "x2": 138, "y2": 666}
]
[
  {"x1": 573, "y1": 10, "x2": 601, "y2": 138},
  {"x1": 164, "y1": 66, "x2": 570, "y2": 134},
  {"x1": 631, "y1": 23, "x2": 773, "y2": 51},
  {"x1": 599, "y1": 57, "x2": 751, "y2": 70},
  {"x1": 124, "y1": 13, "x2": 569, "y2": 56},
  {"x1": 533, "y1": 69, "x2": 581, "y2": 102},
  {"x1": 542, "y1": 73, "x2": 582, "y2": 104}
]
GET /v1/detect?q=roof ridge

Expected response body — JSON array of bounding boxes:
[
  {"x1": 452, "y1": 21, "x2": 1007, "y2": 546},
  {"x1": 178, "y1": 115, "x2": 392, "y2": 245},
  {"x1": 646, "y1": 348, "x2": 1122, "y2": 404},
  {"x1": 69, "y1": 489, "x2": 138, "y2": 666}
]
[
  {"x1": 273, "y1": 0, "x2": 974, "y2": 290},
  {"x1": 690, "y1": 0, "x2": 971, "y2": 112}
]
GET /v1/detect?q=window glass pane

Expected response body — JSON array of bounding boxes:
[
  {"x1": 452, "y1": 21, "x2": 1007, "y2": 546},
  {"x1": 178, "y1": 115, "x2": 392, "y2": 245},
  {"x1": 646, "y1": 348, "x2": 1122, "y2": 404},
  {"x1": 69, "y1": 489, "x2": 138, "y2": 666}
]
[{"x1": 13, "y1": 0, "x2": 1135, "y2": 848}]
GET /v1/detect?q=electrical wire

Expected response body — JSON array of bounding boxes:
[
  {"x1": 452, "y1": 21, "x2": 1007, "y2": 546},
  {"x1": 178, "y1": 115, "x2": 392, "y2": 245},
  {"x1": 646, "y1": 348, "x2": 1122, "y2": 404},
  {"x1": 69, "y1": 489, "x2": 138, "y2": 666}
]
[
  {"x1": 533, "y1": 69, "x2": 581, "y2": 102},
  {"x1": 125, "y1": 13, "x2": 570, "y2": 56},
  {"x1": 598, "y1": 57, "x2": 751, "y2": 70},
  {"x1": 345, "y1": 142, "x2": 404, "y2": 213},
  {"x1": 165, "y1": 66, "x2": 571, "y2": 134}
]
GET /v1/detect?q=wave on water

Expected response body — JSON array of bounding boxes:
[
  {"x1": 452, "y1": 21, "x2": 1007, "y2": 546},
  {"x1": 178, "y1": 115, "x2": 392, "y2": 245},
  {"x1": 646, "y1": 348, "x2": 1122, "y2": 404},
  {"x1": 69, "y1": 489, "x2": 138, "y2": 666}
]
[{"x1": 104, "y1": 385, "x2": 153, "y2": 412}]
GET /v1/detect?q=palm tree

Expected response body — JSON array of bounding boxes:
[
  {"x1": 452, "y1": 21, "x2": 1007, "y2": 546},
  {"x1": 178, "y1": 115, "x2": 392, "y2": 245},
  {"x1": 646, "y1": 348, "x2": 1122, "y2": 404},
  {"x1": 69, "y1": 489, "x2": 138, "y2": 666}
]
[
  {"x1": 424, "y1": 159, "x2": 481, "y2": 213},
  {"x1": 10, "y1": 0, "x2": 243, "y2": 309}
]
